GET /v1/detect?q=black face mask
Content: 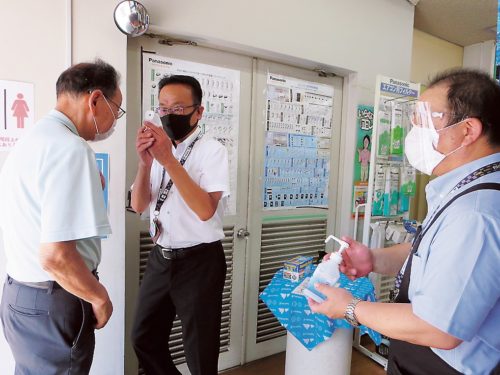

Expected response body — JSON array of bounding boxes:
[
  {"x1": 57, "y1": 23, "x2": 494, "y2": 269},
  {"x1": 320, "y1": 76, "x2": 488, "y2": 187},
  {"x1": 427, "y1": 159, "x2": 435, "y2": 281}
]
[{"x1": 160, "y1": 108, "x2": 198, "y2": 141}]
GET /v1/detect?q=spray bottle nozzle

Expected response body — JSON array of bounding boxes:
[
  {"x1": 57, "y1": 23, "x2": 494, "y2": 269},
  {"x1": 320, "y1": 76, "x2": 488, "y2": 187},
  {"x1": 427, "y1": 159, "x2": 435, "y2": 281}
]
[{"x1": 325, "y1": 235, "x2": 349, "y2": 254}]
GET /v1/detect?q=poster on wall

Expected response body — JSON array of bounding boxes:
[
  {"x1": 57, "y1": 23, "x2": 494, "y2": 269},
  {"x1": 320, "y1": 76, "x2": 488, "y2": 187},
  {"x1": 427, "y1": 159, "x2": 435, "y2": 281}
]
[
  {"x1": 263, "y1": 73, "x2": 334, "y2": 210},
  {"x1": 142, "y1": 52, "x2": 240, "y2": 215},
  {"x1": 0, "y1": 80, "x2": 34, "y2": 151},
  {"x1": 351, "y1": 105, "x2": 374, "y2": 217}
]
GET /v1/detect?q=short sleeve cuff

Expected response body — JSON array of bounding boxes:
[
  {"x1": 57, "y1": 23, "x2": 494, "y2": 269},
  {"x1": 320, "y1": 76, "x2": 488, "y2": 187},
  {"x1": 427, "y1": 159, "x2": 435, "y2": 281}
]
[
  {"x1": 412, "y1": 294, "x2": 470, "y2": 341},
  {"x1": 41, "y1": 224, "x2": 112, "y2": 243},
  {"x1": 203, "y1": 184, "x2": 230, "y2": 197}
]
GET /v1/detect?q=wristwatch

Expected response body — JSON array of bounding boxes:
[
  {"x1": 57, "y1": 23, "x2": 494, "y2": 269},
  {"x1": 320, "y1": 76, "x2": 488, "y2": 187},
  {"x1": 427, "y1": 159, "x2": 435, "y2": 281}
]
[{"x1": 344, "y1": 297, "x2": 362, "y2": 327}]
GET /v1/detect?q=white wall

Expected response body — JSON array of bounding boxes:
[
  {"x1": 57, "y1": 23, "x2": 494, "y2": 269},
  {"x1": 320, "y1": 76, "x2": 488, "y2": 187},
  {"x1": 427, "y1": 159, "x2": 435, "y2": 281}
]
[
  {"x1": 0, "y1": 0, "x2": 127, "y2": 374},
  {"x1": 139, "y1": 0, "x2": 416, "y2": 237},
  {"x1": 142, "y1": 0, "x2": 414, "y2": 101},
  {"x1": 463, "y1": 40, "x2": 496, "y2": 76},
  {"x1": 0, "y1": 1, "x2": 68, "y2": 371},
  {"x1": 411, "y1": 29, "x2": 464, "y2": 85}
]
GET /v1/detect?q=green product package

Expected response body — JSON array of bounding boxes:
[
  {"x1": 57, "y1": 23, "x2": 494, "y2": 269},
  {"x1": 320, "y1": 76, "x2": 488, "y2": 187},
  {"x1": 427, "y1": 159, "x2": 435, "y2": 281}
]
[
  {"x1": 377, "y1": 101, "x2": 391, "y2": 158},
  {"x1": 389, "y1": 167, "x2": 400, "y2": 216},
  {"x1": 372, "y1": 164, "x2": 386, "y2": 216},
  {"x1": 390, "y1": 102, "x2": 403, "y2": 157},
  {"x1": 398, "y1": 166, "x2": 416, "y2": 213}
]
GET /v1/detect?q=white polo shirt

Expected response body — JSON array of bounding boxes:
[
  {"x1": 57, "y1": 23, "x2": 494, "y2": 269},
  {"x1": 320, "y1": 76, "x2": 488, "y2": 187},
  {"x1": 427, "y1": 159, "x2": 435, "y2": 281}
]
[
  {"x1": 148, "y1": 128, "x2": 229, "y2": 248},
  {"x1": 0, "y1": 110, "x2": 111, "y2": 282}
]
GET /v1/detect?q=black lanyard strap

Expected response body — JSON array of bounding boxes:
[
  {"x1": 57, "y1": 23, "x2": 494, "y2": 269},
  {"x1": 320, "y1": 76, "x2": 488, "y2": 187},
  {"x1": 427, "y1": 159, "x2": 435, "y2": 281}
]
[
  {"x1": 423, "y1": 161, "x2": 500, "y2": 227},
  {"x1": 153, "y1": 132, "x2": 203, "y2": 217},
  {"x1": 394, "y1": 182, "x2": 500, "y2": 304},
  {"x1": 390, "y1": 160, "x2": 500, "y2": 303},
  {"x1": 414, "y1": 182, "x2": 500, "y2": 253}
]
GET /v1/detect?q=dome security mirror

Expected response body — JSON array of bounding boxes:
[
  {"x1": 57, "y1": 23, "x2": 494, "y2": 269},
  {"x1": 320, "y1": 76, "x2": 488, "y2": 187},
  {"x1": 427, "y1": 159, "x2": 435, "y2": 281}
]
[{"x1": 113, "y1": 0, "x2": 150, "y2": 37}]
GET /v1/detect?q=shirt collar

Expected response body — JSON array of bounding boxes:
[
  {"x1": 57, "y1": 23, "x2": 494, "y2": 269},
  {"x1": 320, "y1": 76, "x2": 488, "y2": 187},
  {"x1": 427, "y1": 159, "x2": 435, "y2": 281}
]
[
  {"x1": 173, "y1": 127, "x2": 201, "y2": 156},
  {"x1": 46, "y1": 109, "x2": 80, "y2": 136},
  {"x1": 425, "y1": 152, "x2": 500, "y2": 208}
]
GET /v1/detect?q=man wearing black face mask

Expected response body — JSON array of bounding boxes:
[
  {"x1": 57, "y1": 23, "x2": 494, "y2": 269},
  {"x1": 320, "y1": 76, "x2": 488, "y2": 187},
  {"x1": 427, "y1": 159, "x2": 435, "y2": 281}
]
[{"x1": 130, "y1": 75, "x2": 229, "y2": 375}]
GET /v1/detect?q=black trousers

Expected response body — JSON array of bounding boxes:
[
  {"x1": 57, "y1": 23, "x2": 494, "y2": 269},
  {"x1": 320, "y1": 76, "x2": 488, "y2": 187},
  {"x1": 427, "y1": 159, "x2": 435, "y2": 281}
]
[
  {"x1": 0, "y1": 276, "x2": 95, "y2": 375},
  {"x1": 131, "y1": 241, "x2": 227, "y2": 375}
]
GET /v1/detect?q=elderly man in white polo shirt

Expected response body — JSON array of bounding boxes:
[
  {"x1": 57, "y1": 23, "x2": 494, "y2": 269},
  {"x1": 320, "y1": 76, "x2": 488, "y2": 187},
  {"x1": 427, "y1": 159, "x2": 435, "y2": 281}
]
[
  {"x1": 131, "y1": 75, "x2": 229, "y2": 375},
  {"x1": 0, "y1": 59, "x2": 123, "y2": 374}
]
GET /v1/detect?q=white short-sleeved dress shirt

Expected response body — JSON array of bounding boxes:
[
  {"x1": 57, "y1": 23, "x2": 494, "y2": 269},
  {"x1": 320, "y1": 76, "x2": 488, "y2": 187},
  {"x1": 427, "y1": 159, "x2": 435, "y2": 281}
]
[
  {"x1": 148, "y1": 128, "x2": 229, "y2": 248},
  {"x1": 0, "y1": 110, "x2": 111, "y2": 282},
  {"x1": 408, "y1": 153, "x2": 500, "y2": 374}
]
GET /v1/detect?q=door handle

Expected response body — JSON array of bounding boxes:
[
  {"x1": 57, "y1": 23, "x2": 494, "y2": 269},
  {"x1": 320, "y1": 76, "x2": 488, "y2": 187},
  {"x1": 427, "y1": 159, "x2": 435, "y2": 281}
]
[{"x1": 236, "y1": 228, "x2": 250, "y2": 239}]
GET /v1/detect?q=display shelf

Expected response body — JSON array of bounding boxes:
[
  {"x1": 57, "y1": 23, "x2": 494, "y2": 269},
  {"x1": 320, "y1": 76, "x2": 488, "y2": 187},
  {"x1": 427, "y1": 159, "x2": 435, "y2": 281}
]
[{"x1": 355, "y1": 75, "x2": 421, "y2": 367}]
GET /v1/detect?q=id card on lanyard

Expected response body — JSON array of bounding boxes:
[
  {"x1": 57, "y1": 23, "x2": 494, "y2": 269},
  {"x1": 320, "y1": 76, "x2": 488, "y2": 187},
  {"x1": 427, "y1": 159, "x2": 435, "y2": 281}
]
[{"x1": 150, "y1": 132, "x2": 203, "y2": 243}]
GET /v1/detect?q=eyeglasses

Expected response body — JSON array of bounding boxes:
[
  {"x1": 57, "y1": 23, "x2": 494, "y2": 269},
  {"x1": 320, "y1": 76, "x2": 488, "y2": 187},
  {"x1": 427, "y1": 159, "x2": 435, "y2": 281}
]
[
  {"x1": 105, "y1": 96, "x2": 126, "y2": 119},
  {"x1": 156, "y1": 104, "x2": 198, "y2": 116}
]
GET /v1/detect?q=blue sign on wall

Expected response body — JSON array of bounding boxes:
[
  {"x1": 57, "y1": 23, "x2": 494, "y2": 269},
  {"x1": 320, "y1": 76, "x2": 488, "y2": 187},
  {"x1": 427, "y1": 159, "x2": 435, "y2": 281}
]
[{"x1": 95, "y1": 153, "x2": 109, "y2": 211}]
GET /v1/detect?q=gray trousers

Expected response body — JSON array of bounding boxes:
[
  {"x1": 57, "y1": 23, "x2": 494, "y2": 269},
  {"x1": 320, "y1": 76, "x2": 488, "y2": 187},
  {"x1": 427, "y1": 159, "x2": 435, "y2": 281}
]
[{"x1": 0, "y1": 276, "x2": 95, "y2": 375}]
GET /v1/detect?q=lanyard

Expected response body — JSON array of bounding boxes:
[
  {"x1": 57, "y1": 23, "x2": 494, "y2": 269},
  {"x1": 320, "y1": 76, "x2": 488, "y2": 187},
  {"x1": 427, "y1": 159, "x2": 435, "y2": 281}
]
[
  {"x1": 153, "y1": 132, "x2": 203, "y2": 218},
  {"x1": 422, "y1": 161, "x2": 500, "y2": 231},
  {"x1": 391, "y1": 160, "x2": 500, "y2": 301}
]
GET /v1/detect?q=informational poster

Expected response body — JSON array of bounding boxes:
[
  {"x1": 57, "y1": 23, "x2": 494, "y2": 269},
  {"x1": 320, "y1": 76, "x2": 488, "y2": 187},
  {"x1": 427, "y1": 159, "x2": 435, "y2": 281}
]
[
  {"x1": 142, "y1": 52, "x2": 240, "y2": 215},
  {"x1": 263, "y1": 73, "x2": 334, "y2": 210},
  {"x1": 0, "y1": 80, "x2": 34, "y2": 151},
  {"x1": 351, "y1": 105, "x2": 374, "y2": 217},
  {"x1": 95, "y1": 153, "x2": 109, "y2": 211}
]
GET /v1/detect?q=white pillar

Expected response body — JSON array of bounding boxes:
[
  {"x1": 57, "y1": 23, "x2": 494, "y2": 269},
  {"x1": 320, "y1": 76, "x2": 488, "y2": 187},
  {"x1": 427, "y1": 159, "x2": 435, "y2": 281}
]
[{"x1": 285, "y1": 328, "x2": 353, "y2": 375}]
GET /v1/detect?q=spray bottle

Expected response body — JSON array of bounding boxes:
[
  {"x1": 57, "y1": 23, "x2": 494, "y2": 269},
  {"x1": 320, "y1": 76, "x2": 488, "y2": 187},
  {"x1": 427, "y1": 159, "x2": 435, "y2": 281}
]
[{"x1": 302, "y1": 235, "x2": 349, "y2": 303}]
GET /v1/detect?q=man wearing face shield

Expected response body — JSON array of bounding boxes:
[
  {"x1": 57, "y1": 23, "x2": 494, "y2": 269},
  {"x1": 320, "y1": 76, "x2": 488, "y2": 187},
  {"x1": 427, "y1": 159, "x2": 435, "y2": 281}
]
[
  {"x1": 130, "y1": 75, "x2": 229, "y2": 375},
  {"x1": 307, "y1": 69, "x2": 500, "y2": 375},
  {"x1": 0, "y1": 59, "x2": 123, "y2": 374}
]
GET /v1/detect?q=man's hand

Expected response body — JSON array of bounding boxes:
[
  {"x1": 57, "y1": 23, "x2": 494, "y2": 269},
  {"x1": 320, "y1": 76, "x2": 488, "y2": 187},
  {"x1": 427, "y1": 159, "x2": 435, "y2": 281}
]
[
  {"x1": 92, "y1": 296, "x2": 113, "y2": 329},
  {"x1": 307, "y1": 284, "x2": 353, "y2": 319},
  {"x1": 339, "y1": 236, "x2": 373, "y2": 280},
  {"x1": 136, "y1": 123, "x2": 155, "y2": 167},
  {"x1": 40, "y1": 241, "x2": 115, "y2": 330},
  {"x1": 142, "y1": 123, "x2": 175, "y2": 167},
  {"x1": 99, "y1": 171, "x2": 106, "y2": 190}
]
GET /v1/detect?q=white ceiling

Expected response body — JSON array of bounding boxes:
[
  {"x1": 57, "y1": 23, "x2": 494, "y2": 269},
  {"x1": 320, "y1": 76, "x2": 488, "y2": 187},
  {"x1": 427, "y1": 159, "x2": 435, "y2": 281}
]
[{"x1": 414, "y1": 0, "x2": 498, "y2": 47}]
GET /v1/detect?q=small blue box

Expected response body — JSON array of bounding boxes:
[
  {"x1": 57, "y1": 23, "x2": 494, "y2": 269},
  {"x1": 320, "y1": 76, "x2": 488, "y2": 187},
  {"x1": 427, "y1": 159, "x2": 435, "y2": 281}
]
[{"x1": 283, "y1": 256, "x2": 313, "y2": 282}]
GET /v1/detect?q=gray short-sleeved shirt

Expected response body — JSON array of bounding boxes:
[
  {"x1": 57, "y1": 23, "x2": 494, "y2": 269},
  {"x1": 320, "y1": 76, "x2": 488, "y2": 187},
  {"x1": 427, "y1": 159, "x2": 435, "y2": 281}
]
[{"x1": 0, "y1": 110, "x2": 111, "y2": 282}]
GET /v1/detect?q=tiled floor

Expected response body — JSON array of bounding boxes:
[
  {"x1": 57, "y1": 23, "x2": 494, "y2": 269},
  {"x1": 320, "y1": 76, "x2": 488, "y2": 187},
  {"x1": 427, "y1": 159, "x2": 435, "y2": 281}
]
[{"x1": 221, "y1": 346, "x2": 386, "y2": 375}]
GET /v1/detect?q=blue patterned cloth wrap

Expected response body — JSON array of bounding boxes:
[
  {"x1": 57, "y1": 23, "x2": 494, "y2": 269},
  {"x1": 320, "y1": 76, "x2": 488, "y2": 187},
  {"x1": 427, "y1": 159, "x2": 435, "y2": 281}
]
[{"x1": 260, "y1": 266, "x2": 382, "y2": 350}]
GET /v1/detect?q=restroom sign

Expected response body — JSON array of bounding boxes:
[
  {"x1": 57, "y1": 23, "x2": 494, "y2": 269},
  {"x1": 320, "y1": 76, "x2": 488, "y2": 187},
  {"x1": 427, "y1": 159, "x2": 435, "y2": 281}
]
[{"x1": 0, "y1": 80, "x2": 34, "y2": 151}]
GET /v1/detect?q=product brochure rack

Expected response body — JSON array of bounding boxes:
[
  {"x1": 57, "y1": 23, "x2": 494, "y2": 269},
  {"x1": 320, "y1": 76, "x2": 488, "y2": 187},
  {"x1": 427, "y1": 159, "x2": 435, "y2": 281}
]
[{"x1": 354, "y1": 75, "x2": 421, "y2": 368}]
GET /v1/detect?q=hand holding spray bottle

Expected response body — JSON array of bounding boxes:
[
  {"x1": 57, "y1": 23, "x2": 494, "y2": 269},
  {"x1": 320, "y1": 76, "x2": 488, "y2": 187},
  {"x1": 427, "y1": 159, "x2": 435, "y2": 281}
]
[{"x1": 302, "y1": 235, "x2": 349, "y2": 303}]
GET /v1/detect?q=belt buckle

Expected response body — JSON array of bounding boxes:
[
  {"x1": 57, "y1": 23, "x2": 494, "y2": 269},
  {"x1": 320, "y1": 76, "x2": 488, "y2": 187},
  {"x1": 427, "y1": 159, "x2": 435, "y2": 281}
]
[{"x1": 161, "y1": 247, "x2": 173, "y2": 259}]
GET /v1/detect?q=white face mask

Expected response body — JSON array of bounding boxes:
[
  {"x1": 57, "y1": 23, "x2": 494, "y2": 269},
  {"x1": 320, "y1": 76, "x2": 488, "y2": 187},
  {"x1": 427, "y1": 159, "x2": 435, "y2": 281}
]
[
  {"x1": 91, "y1": 96, "x2": 117, "y2": 142},
  {"x1": 404, "y1": 101, "x2": 466, "y2": 175}
]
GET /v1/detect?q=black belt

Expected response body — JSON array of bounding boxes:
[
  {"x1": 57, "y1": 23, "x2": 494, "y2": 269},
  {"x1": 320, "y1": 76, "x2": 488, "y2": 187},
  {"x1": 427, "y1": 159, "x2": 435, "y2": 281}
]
[
  {"x1": 157, "y1": 242, "x2": 211, "y2": 260},
  {"x1": 7, "y1": 270, "x2": 99, "y2": 290}
]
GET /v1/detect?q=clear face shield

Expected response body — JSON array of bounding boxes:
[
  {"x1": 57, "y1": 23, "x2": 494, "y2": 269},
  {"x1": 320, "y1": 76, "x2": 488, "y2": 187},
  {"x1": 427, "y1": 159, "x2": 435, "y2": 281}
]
[
  {"x1": 404, "y1": 101, "x2": 447, "y2": 175},
  {"x1": 408, "y1": 101, "x2": 442, "y2": 146}
]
